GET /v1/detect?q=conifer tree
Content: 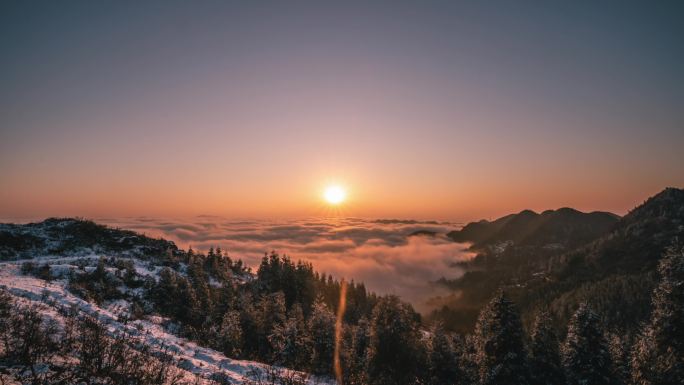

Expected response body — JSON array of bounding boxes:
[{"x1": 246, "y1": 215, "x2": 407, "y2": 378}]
[
  {"x1": 154, "y1": 268, "x2": 179, "y2": 316},
  {"x1": 219, "y1": 310, "x2": 243, "y2": 358},
  {"x1": 562, "y1": 303, "x2": 614, "y2": 385},
  {"x1": 607, "y1": 332, "x2": 630, "y2": 385},
  {"x1": 366, "y1": 295, "x2": 422, "y2": 385},
  {"x1": 631, "y1": 243, "x2": 684, "y2": 385},
  {"x1": 175, "y1": 275, "x2": 199, "y2": 327},
  {"x1": 213, "y1": 283, "x2": 236, "y2": 320},
  {"x1": 457, "y1": 334, "x2": 480, "y2": 385},
  {"x1": 187, "y1": 260, "x2": 212, "y2": 318},
  {"x1": 474, "y1": 291, "x2": 530, "y2": 385},
  {"x1": 308, "y1": 297, "x2": 336, "y2": 375},
  {"x1": 343, "y1": 317, "x2": 370, "y2": 385},
  {"x1": 269, "y1": 303, "x2": 311, "y2": 370},
  {"x1": 256, "y1": 292, "x2": 287, "y2": 360},
  {"x1": 529, "y1": 311, "x2": 565, "y2": 385},
  {"x1": 427, "y1": 323, "x2": 461, "y2": 385},
  {"x1": 237, "y1": 293, "x2": 261, "y2": 359}
]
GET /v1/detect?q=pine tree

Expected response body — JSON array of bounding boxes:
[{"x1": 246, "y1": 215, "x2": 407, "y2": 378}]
[
  {"x1": 237, "y1": 293, "x2": 261, "y2": 359},
  {"x1": 529, "y1": 311, "x2": 565, "y2": 385},
  {"x1": 562, "y1": 303, "x2": 614, "y2": 385},
  {"x1": 308, "y1": 297, "x2": 336, "y2": 375},
  {"x1": 213, "y1": 283, "x2": 236, "y2": 320},
  {"x1": 474, "y1": 291, "x2": 530, "y2": 385},
  {"x1": 269, "y1": 303, "x2": 311, "y2": 370},
  {"x1": 219, "y1": 310, "x2": 243, "y2": 358},
  {"x1": 631, "y1": 242, "x2": 684, "y2": 385},
  {"x1": 343, "y1": 317, "x2": 370, "y2": 385},
  {"x1": 256, "y1": 292, "x2": 287, "y2": 360},
  {"x1": 175, "y1": 275, "x2": 199, "y2": 328},
  {"x1": 607, "y1": 332, "x2": 630, "y2": 385},
  {"x1": 366, "y1": 295, "x2": 422, "y2": 385},
  {"x1": 457, "y1": 334, "x2": 480, "y2": 385},
  {"x1": 154, "y1": 268, "x2": 179, "y2": 316},
  {"x1": 427, "y1": 323, "x2": 462, "y2": 385}
]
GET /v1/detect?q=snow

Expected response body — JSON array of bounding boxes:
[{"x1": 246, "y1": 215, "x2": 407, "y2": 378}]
[
  {"x1": 0, "y1": 258, "x2": 328, "y2": 384},
  {"x1": 0, "y1": 219, "x2": 328, "y2": 383}
]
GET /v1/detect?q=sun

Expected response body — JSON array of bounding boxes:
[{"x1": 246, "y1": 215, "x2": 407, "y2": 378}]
[{"x1": 324, "y1": 185, "x2": 346, "y2": 205}]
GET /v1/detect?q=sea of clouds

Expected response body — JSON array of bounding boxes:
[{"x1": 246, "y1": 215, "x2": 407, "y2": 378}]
[{"x1": 100, "y1": 217, "x2": 474, "y2": 311}]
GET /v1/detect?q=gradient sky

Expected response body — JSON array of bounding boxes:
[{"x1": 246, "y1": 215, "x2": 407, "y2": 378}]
[{"x1": 1, "y1": 1, "x2": 682, "y2": 221}]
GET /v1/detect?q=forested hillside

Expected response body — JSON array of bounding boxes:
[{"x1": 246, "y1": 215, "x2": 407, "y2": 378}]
[
  {"x1": 5, "y1": 241, "x2": 682, "y2": 385},
  {"x1": 432, "y1": 188, "x2": 684, "y2": 335},
  {"x1": 0, "y1": 219, "x2": 421, "y2": 384},
  {"x1": 1, "y1": 188, "x2": 683, "y2": 384},
  {"x1": 447, "y1": 207, "x2": 619, "y2": 250}
]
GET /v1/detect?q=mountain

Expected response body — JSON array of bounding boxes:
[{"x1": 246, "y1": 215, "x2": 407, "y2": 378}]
[
  {"x1": 563, "y1": 187, "x2": 684, "y2": 275},
  {"x1": 447, "y1": 208, "x2": 619, "y2": 250},
  {"x1": 0, "y1": 218, "x2": 418, "y2": 385},
  {"x1": 1, "y1": 190, "x2": 682, "y2": 383},
  {"x1": 447, "y1": 213, "x2": 518, "y2": 244},
  {"x1": 432, "y1": 187, "x2": 684, "y2": 334},
  {"x1": 0, "y1": 219, "x2": 299, "y2": 383},
  {"x1": 0, "y1": 258, "x2": 278, "y2": 384},
  {"x1": 0, "y1": 217, "x2": 178, "y2": 260},
  {"x1": 408, "y1": 229, "x2": 438, "y2": 237}
]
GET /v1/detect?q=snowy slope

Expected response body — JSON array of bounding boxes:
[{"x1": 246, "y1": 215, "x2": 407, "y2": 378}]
[
  {"x1": 0, "y1": 218, "x2": 179, "y2": 260},
  {"x1": 0, "y1": 257, "x2": 326, "y2": 384}
]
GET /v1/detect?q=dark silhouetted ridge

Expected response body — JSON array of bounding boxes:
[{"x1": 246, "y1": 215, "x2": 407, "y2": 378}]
[{"x1": 448, "y1": 207, "x2": 619, "y2": 250}]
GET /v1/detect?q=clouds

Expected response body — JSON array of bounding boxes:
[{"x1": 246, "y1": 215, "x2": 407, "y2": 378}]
[{"x1": 102, "y1": 216, "x2": 473, "y2": 311}]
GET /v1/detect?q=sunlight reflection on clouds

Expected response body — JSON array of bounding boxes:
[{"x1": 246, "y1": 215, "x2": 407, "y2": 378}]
[{"x1": 102, "y1": 217, "x2": 475, "y2": 311}]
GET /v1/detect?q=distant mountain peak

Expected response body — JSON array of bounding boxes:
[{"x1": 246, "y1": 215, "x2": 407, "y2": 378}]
[
  {"x1": 434, "y1": 187, "x2": 684, "y2": 334},
  {"x1": 448, "y1": 206, "x2": 619, "y2": 250},
  {"x1": 548, "y1": 207, "x2": 579, "y2": 215}
]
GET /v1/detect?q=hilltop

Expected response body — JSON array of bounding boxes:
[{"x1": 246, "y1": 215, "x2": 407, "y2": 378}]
[
  {"x1": 447, "y1": 207, "x2": 619, "y2": 251},
  {"x1": 431, "y1": 187, "x2": 684, "y2": 333},
  {"x1": 0, "y1": 217, "x2": 178, "y2": 260},
  {"x1": 0, "y1": 218, "x2": 416, "y2": 385}
]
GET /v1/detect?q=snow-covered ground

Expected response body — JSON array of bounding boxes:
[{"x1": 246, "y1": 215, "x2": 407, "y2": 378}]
[{"x1": 0, "y1": 256, "x2": 327, "y2": 384}]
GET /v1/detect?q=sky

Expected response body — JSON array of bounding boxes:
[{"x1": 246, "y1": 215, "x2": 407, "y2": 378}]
[{"x1": 1, "y1": 1, "x2": 683, "y2": 221}]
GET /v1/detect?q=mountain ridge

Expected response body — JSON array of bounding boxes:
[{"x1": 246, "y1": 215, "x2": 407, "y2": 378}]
[
  {"x1": 447, "y1": 207, "x2": 619, "y2": 250},
  {"x1": 431, "y1": 187, "x2": 684, "y2": 333},
  {"x1": 0, "y1": 217, "x2": 179, "y2": 260}
]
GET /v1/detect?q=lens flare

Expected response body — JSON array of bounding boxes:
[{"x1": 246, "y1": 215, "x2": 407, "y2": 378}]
[{"x1": 334, "y1": 279, "x2": 348, "y2": 384}]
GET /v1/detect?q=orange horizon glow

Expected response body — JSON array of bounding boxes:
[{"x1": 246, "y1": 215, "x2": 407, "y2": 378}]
[
  {"x1": 1, "y1": 2, "x2": 682, "y2": 223},
  {"x1": 0, "y1": 180, "x2": 675, "y2": 223}
]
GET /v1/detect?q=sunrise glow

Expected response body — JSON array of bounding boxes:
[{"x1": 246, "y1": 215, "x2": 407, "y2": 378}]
[
  {"x1": 324, "y1": 185, "x2": 347, "y2": 205},
  {"x1": 0, "y1": 3, "x2": 682, "y2": 383}
]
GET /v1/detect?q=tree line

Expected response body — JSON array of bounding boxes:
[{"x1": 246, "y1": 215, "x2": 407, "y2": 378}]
[{"x1": 6, "y1": 242, "x2": 683, "y2": 385}]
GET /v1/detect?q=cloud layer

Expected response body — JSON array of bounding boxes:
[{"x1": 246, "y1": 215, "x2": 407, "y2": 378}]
[{"x1": 102, "y1": 217, "x2": 473, "y2": 311}]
